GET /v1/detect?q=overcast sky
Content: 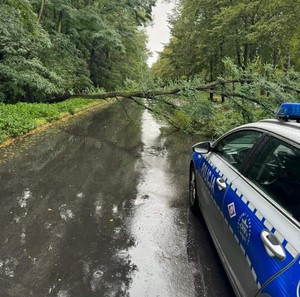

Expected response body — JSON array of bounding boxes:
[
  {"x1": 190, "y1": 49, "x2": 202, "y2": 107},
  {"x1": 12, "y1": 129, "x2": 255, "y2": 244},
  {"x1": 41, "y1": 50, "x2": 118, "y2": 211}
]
[{"x1": 146, "y1": 0, "x2": 175, "y2": 67}]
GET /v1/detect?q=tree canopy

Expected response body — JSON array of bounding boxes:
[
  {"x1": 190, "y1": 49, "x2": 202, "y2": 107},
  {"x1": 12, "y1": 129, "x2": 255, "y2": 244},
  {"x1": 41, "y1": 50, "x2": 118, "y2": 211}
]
[
  {"x1": 152, "y1": 0, "x2": 300, "y2": 81},
  {"x1": 2, "y1": 0, "x2": 300, "y2": 139},
  {"x1": 0, "y1": 0, "x2": 155, "y2": 103}
]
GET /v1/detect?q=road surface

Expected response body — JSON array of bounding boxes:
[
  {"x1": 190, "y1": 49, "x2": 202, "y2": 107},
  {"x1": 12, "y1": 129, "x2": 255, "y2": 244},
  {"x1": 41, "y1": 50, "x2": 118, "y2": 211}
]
[{"x1": 0, "y1": 101, "x2": 234, "y2": 296}]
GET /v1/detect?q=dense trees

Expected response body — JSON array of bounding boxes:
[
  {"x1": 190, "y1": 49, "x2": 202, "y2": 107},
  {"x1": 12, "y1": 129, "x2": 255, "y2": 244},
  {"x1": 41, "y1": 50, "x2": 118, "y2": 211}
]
[
  {"x1": 0, "y1": 0, "x2": 155, "y2": 103},
  {"x1": 148, "y1": 0, "x2": 300, "y2": 137},
  {"x1": 153, "y1": 0, "x2": 300, "y2": 81},
  {"x1": 2, "y1": 0, "x2": 300, "y2": 138}
]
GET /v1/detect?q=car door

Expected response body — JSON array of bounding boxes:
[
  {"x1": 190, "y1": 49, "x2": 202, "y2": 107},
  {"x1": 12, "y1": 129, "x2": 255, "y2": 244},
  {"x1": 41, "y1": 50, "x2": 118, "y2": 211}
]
[
  {"x1": 222, "y1": 134, "x2": 300, "y2": 296},
  {"x1": 258, "y1": 255, "x2": 300, "y2": 297},
  {"x1": 195, "y1": 129, "x2": 264, "y2": 296}
]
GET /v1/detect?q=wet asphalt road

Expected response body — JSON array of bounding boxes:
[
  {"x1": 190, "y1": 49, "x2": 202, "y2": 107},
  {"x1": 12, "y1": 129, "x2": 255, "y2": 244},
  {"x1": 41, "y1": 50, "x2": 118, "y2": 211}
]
[{"x1": 0, "y1": 101, "x2": 234, "y2": 297}]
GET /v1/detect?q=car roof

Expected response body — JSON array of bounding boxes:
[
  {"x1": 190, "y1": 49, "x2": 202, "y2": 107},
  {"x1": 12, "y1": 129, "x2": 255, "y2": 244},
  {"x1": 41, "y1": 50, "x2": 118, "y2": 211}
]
[{"x1": 235, "y1": 119, "x2": 300, "y2": 145}]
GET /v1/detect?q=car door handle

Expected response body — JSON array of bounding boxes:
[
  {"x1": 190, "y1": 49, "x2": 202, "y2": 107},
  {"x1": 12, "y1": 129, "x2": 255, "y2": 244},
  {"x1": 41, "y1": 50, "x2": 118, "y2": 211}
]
[
  {"x1": 260, "y1": 230, "x2": 286, "y2": 260},
  {"x1": 216, "y1": 178, "x2": 227, "y2": 191}
]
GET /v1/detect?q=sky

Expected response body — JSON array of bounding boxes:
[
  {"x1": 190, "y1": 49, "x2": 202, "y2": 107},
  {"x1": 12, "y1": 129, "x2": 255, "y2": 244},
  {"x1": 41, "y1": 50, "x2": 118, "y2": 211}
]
[{"x1": 146, "y1": 0, "x2": 175, "y2": 67}]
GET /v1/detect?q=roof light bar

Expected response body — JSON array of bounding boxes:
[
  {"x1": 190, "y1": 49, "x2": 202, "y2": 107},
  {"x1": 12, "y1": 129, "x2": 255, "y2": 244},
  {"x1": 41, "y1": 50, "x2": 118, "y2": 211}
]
[{"x1": 276, "y1": 103, "x2": 300, "y2": 121}]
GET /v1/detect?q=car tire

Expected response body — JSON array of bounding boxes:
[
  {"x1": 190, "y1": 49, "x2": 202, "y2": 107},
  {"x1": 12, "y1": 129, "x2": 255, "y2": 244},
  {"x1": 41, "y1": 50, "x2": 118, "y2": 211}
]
[{"x1": 189, "y1": 165, "x2": 200, "y2": 213}]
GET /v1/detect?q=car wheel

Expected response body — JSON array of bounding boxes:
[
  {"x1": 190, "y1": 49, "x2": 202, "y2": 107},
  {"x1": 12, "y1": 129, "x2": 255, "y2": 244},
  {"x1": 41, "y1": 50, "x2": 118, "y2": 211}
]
[{"x1": 189, "y1": 165, "x2": 200, "y2": 213}]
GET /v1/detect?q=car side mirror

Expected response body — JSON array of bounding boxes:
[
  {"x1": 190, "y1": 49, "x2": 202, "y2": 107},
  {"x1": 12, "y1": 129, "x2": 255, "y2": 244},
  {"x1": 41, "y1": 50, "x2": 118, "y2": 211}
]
[{"x1": 192, "y1": 141, "x2": 211, "y2": 154}]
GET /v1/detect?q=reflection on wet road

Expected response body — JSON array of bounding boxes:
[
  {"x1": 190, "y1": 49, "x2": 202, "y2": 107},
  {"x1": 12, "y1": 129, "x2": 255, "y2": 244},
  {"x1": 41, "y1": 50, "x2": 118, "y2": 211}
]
[
  {"x1": 0, "y1": 101, "x2": 234, "y2": 296},
  {"x1": 129, "y1": 110, "x2": 195, "y2": 296}
]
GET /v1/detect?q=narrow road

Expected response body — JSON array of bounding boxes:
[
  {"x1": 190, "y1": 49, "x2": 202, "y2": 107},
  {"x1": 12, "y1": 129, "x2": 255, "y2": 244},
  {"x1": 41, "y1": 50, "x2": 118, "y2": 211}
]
[{"x1": 0, "y1": 101, "x2": 234, "y2": 297}]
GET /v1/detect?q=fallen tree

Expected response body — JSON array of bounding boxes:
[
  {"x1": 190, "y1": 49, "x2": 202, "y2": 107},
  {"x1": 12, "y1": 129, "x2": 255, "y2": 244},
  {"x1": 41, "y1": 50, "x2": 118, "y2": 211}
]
[
  {"x1": 52, "y1": 66, "x2": 300, "y2": 137},
  {"x1": 56, "y1": 79, "x2": 275, "y2": 113}
]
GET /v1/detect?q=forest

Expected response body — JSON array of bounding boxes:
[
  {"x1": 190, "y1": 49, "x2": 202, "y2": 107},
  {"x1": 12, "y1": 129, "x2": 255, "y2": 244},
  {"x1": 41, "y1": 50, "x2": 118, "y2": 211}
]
[{"x1": 1, "y1": 0, "x2": 300, "y2": 142}]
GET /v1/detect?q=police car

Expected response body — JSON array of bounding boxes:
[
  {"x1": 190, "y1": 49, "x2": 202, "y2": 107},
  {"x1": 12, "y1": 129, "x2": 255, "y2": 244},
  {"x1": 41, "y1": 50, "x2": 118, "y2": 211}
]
[{"x1": 189, "y1": 103, "x2": 300, "y2": 297}]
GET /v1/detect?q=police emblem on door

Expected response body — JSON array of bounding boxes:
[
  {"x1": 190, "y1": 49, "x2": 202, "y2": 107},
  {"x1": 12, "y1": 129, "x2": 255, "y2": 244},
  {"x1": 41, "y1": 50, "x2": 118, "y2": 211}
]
[{"x1": 237, "y1": 213, "x2": 252, "y2": 246}]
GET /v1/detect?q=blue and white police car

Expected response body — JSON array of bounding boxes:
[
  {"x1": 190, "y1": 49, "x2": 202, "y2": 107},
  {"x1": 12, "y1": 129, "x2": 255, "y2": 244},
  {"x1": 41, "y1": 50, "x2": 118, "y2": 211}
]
[{"x1": 189, "y1": 103, "x2": 300, "y2": 297}]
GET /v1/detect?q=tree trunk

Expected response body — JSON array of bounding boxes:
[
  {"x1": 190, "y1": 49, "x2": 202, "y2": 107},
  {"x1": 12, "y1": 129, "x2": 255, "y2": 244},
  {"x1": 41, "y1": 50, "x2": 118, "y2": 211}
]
[
  {"x1": 57, "y1": 10, "x2": 63, "y2": 33},
  {"x1": 235, "y1": 40, "x2": 242, "y2": 68},
  {"x1": 243, "y1": 43, "x2": 248, "y2": 69},
  {"x1": 37, "y1": 0, "x2": 45, "y2": 23},
  {"x1": 273, "y1": 50, "x2": 277, "y2": 68},
  {"x1": 89, "y1": 42, "x2": 96, "y2": 84},
  {"x1": 220, "y1": 38, "x2": 225, "y2": 102},
  {"x1": 284, "y1": 52, "x2": 291, "y2": 71},
  {"x1": 209, "y1": 58, "x2": 214, "y2": 101}
]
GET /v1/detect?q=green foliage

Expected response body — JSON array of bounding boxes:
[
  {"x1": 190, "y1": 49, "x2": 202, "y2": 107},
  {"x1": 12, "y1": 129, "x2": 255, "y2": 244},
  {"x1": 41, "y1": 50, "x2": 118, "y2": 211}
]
[
  {"x1": 146, "y1": 78, "x2": 215, "y2": 134},
  {"x1": 154, "y1": 0, "x2": 300, "y2": 81},
  {"x1": 0, "y1": 0, "x2": 155, "y2": 103},
  {"x1": 0, "y1": 2, "x2": 61, "y2": 102},
  {"x1": 151, "y1": 45, "x2": 178, "y2": 81},
  {"x1": 150, "y1": 0, "x2": 300, "y2": 137},
  {"x1": 148, "y1": 61, "x2": 300, "y2": 137},
  {"x1": 221, "y1": 59, "x2": 300, "y2": 110},
  {"x1": 0, "y1": 99, "x2": 102, "y2": 143}
]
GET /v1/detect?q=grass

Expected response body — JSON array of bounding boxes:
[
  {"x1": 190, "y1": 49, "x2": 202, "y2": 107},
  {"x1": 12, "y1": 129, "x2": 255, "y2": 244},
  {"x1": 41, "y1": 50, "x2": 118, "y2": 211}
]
[{"x1": 0, "y1": 98, "x2": 105, "y2": 144}]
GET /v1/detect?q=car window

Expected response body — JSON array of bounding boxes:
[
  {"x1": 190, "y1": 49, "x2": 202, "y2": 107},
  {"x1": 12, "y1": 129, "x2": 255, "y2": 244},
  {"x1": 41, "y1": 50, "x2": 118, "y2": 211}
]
[
  {"x1": 247, "y1": 137, "x2": 300, "y2": 222},
  {"x1": 214, "y1": 130, "x2": 262, "y2": 168}
]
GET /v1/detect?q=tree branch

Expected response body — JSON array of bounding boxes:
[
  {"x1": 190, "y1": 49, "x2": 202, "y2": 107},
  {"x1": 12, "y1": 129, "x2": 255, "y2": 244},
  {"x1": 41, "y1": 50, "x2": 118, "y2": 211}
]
[
  {"x1": 52, "y1": 79, "x2": 279, "y2": 115},
  {"x1": 280, "y1": 84, "x2": 300, "y2": 94},
  {"x1": 115, "y1": 97, "x2": 134, "y2": 122},
  {"x1": 54, "y1": 79, "x2": 254, "y2": 102}
]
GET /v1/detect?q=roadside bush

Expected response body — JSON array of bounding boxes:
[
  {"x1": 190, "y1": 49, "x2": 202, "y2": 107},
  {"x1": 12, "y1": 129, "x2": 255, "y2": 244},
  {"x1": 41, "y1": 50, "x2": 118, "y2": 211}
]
[{"x1": 0, "y1": 99, "x2": 102, "y2": 144}]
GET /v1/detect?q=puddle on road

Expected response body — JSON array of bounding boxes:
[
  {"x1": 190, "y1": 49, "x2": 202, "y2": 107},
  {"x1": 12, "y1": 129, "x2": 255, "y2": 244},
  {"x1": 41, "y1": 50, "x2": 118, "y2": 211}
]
[
  {"x1": 127, "y1": 110, "x2": 195, "y2": 297},
  {"x1": 17, "y1": 188, "x2": 32, "y2": 209},
  {"x1": 58, "y1": 204, "x2": 75, "y2": 221}
]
